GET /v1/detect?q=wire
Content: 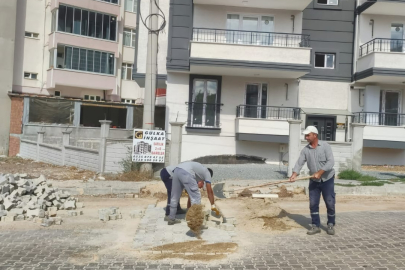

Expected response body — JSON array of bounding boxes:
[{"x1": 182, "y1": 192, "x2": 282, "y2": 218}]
[{"x1": 139, "y1": 0, "x2": 166, "y2": 34}]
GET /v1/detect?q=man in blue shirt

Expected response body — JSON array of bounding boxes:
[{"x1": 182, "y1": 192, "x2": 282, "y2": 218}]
[{"x1": 290, "y1": 126, "x2": 336, "y2": 235}]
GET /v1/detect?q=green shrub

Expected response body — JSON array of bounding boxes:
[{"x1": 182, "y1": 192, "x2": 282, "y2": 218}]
[
  {"x1": 357, "y1": 175, "x2": 379, "y2": 182},
  {"x1": 338, "y1": 170, "x2": 362, "y2": 180}
]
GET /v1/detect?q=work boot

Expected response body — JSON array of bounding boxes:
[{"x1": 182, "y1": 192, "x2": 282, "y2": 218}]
[
  {"x1": 168, "y1": 218, "x2": 181, "y2": 225},
  {"x1": 307, "y1": 225, "x2": 321, "y2": 235},
  {"x1": 327, "y1": 223, "x2": 335, "y2": 235},
  {"x1": 176, "y1": 208, "x2": 187, "y2": 215},
  {"x1": 164, "y1": 215, "x2": 170, "y2": 221}
]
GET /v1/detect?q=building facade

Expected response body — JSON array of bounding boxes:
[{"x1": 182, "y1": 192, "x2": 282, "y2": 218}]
[
  {"x1": 3, "y1": 0, "x2": 169, "y2": 156},
  {"x1": 164, "y1": 0, "x2": 359, "y2": 166}
]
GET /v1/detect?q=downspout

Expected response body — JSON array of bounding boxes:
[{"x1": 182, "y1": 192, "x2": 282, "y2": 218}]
[
  {"x1": 41, "y1": 1, "x2": 50, "y2": 92},
  {"x1": 352, "y1": 0, "x2": 360, "y2": 83}
]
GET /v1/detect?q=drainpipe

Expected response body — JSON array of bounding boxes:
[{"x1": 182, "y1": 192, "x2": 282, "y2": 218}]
[
  {"x1": 41, "y1": 1, "x2": 50, "y2": 92},
  {"x1": 291, "y1": 15, "x2": 295, "y2": 33},
  {"x1": 352, "y1": 0, "x2": 360, "y2": 82}
]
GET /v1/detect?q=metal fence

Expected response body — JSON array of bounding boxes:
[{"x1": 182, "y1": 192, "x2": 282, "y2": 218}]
[
  {"x1": 193, "y1": 28, "x2": 310, "y2": 48},
  {"x1": 359, "y1": 38, "x2": 405, "y2": 57},
  {"x1": 353, "y1": 112, "x2": 405, "y2": 126},
  {"x1": 236, "y1": 105, "x2": 301, "y2": 120},
  {"x1": 186, "y1": 102, "x2": 223, "y2": 128}
]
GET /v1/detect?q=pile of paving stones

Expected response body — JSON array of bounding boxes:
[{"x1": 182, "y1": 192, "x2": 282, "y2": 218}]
[
  {"x1": 0, "y1": 173, "x2": 82, "y2": 225},
  {"x1": 98, "y1": 207, "x2": 122, "y2": 221}
]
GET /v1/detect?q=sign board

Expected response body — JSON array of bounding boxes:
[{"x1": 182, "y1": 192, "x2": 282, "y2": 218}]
[{"x1": 132, "y1": 129, "x2": 166, "y2": 163}]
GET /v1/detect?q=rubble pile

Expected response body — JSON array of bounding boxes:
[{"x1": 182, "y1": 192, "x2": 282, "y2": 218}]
[{"x1": 0, "y1": 173, "x2": 80, "y2": 223}]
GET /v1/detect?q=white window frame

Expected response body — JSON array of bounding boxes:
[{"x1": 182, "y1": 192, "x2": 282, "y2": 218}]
[
  {"x1": 121, "y1": 63, "x2": 133, "y2": 80},
  {"x1": 124, "y1": 0, "x2": 137, "y2": 13},
  {"x1": 226, "y1": 13, "x2": 275, "y2": 32},
  {"x1": 314, "y1": 53, "x2": 335, "y2": 69},
  {"x1": 54, "y1": 91, "x2": 62, "y2": 97},
  {"x1": 24, "y1": 72, "x2": 38, "y2": 80},
  {"x1": 123, "y1": 28, "x2": 136, "y2": 48},
  {"x1": 317, "y1": 0, "x2": 339, "y2": 6},
  {"x1": 25, "y1": 32, "x2": 39, "y2": 38},
  {"x1": 191, "y1": 79, "x2": 219, "y2": 128}
]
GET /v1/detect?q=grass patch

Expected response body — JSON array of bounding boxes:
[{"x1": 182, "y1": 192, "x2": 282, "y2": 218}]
[
  {"x1": 338, "y1": 170, "x2": 362, "y2": 180},
  {"x1": 335, "y1": 183, "x2": 357, "y2": 187},
  {"x1": 360, "y1": 181, "x2": 385, "y2": 186},
  {"x1": 389, "y1": 178, "x2": 405, "y2": 183},
  {"x1": 357, "y1": 175, "x2": 379, "y2": 182}
]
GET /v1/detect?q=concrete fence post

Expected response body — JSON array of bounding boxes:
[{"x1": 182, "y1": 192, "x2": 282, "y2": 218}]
[
  {"x1": 99, "y1": 120, "x2": 112, "y2": 174},
  {"x1": 169, "y1": 122, "x2": 185, "y2": 166},
  {"x1": 37, "y1": 131, "x2": 45, "y2": 161},
  {"x1": 287, "y1": 120, "x2": 303, "y2": 177},
  {"x1": 62, "y1": 131, "x2": 71, "y2": 166},
  {"x1": 351, "y1": 123, "x2": 366, "y2": 172}
]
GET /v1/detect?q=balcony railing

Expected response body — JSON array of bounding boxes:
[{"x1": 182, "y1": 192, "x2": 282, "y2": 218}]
[
  {"x1": 353, "y1": 112, "x2": 405, "y2": 126},
  {"x1": 359, "y1": 38, "x2": 405, "y2": 57},
  {"x1": 193, "y1": 28, "x2": 310, "y2": 48},
  {"x1": 186, "y1": 102, "x2": 223, "y2": 129},
  {"x1": 236, "y1": 105, "x2": 301, "y2": 120}
]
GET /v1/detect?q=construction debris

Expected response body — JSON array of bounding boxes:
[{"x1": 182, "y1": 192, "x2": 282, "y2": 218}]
[
  {"x1": 98, "y1": 207, "x2": 122, "y2": 221},
  {"x1": 0, "y1": 173, "x2": 80, "y2": 224}
]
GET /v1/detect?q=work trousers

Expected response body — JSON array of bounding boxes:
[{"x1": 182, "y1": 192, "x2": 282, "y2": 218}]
[
  {"x1": 169, "y1": 168, "x2": 201, "y2": 220},
  {"x1": 309, "y1": 176, "x2": 336, "y2": 227},
  {"x1": 160, "y1": 168, "x2": 182, "y2": 216}
]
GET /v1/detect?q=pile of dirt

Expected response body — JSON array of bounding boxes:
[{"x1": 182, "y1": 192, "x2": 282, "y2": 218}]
[
  {"x1": 278, "y1": 185, "x2": 293, "y2": 198},
  {"x1": 153, "y1": 192, "x2": 168, "y2": 202},
  {"x1": 185, "y1": 204, "x2": 205, "y2": 239},
  {"x1": 149, "y1": 240, "x2": 238, "y2": 261},
  {"x1": 238, "y1": 188, "x2": 253, "y2": 197}
]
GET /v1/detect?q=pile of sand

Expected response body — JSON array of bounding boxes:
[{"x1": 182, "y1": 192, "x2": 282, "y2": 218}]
[
  {"x1": 238, "y1": 188, "x2": 253, "y2": 197},
  {"x1": 278, "y1": 185, "x2": 293, "y2": 198},
  {"x1": 149, "y1": 240, "x2": 238, "y2": 261},
  {"x1": 186, "y1": 204, "x2": 205, "y2": 239}
]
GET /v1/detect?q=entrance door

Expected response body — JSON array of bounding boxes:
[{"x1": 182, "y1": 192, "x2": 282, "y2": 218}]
[
  {"x1": 391, "y1": 23, "x2": 404, "y2": 52},
  {"x1": 306, "y1": 116, "x2": 336, "y2": 141},
  {"x1": 192, "y1": 79, "x2": 218, "y2": 127},
  {"x1": 242, "y1": 16, "x2": 259, "y2": 44},
  {"x1": 244, "y1": 84, "x2": 268, "y2": 118},
  {"x1": 381, "y1": 90, "x2": 401, "y2": 126}
]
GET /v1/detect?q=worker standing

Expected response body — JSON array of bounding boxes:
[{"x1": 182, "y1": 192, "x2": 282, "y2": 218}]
[
  {"x1": 167, "y1": 161, "x2": 218, "y2": 225},
  {"x1": 160, "y1": 165, "x2": 186, "y2": 221},
  {"x1": 289, "y1": 126, "x2": 336, "y2": 235}
]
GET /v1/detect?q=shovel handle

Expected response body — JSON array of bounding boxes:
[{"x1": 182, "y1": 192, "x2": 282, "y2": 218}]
[{"x1": 233, "y1": 175, "x2": 313, "y2": 191}]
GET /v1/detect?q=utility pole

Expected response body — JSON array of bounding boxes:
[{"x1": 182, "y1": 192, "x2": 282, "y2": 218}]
[{"x1": 141, "y1": 0, "x2": 159, "y2": 174}]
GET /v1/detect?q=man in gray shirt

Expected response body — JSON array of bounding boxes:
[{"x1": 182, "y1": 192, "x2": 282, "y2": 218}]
[
  {"x1": 167, "y1": 161, "x2": 218, "y2": 225},
  {"x1": 290, "y1": 126, "x2": 336, "y2": 235}
]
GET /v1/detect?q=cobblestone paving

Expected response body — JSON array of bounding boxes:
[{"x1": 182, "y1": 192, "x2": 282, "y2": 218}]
[
  {"x1": 133, "y1": 205, "x2": 235, "y2": 249},
  {"x1": 1, "y1": 211, "x2": 405, "y2": 269}
]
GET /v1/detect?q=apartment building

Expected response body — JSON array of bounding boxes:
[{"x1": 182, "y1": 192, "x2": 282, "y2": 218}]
[
  {"x1": 165, "y1": 0, "x2": 357, "y2": 164},
  {"x1": 351, "y1": 0, "x2": 405, "y2": 165},
  {"x1": 4, "y1": 0, "x2": 169, "y2": 156}
]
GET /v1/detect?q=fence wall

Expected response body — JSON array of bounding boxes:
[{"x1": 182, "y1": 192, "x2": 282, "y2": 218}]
[
  {"x1": 105, "y1": 140, "x2": 132, "y2": 173},
  {"x1": 20, "y1": 140, "x2": 37, "y2": 160},
  {"x1": 38, "y1": 143, "x2": 63, "y2": 166},
  {"x1": 65, "y1": 146, "x2": 99, "y2": 171}
]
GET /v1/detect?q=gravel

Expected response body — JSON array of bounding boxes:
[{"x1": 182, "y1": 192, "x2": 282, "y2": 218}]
[{"x1": 203, "y1": 164, "x2": 288, "y2": 182}]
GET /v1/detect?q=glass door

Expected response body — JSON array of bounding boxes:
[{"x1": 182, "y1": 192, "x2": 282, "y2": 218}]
[
  {"x1": 391, "y1": 24, "x2": 404, "y2": 52},
  {"x1": 192, "y1": 80, "x2": 218, "y2": 127},
  {"x1": 381, "y1": 90, "x2": 400, "y2": 126},
  {"x1": 260, "y1": 16, "x2": 274, "y2": 45},
  {"x1": 244, "y1": 84, "x2": 267, "y2": 118},
  {"x1": 226, "y1": 14, "x2": 240, "y2": 44},
  {"x1": 242, "y1": 16, "x2": 259, "y2": 45}
]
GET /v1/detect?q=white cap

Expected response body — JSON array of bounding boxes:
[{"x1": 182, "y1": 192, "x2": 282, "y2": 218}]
[{"x1": 303, "y1": 126, "x2": 318, "y2": 135}]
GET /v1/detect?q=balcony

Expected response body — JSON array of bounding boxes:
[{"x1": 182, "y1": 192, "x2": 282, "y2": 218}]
[
  {"x1": 47, "y1": 69, "x2": 116, "y2": 91},
  {"x1": 193, "y1": 0, "x2": 313, "y2": 11},
  {"x1": 51, "y1": 0, "x2": 120, "y2": 16},
  {"x1": 190, "y1": 28, "x2": 311, "y2": 79},
  {"x1": 353, "y1": 112, "x2": 405, "y2": 149},
  {"x1": 358, "y1": 0, "x2": 405, "y2": 16},
  {"x1": 355, "y1": 38, "x2": 405, "y2": 84},
  {"x1": 236, "y1": 105, "x2": 301, "y2": 143}
]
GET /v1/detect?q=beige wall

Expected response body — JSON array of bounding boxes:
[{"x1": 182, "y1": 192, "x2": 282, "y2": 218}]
[{"x1": 0, "y1": 0, "x2": 17, "y2": 155}]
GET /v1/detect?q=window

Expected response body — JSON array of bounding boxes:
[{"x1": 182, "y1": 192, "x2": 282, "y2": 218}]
[
  {"x1": 55, "y1": 45, "x2": 115, "y2": 75},
  {"x1": 188, "y1": 75, "x2": 222, "y2": 129},
  {"x1": 24, "y1": 72, "x2": 38, "y2": 79},
  {"x1": 25, "y1": 32, "x2": 39, "y2": 38},
  {"x1": 57, "y1": 5, "x2": 117, "y2": 41},
  {"x1": 123, "y1": 28, "x2": 136, "y2": 47},
  {"x1": 54, "y1": 91, "x2": 61, "y2": 97},
  {"x1": 121, "y1": 63, "x2": 133, "y2": 80},
  {"x1": 121, "y1": 99, "x2": 135, "y2": 104},
  {"x1": 84, "y1": 95, "x2": 101, "y2": 101},
  {"x1": 99, "y1": 0, "x2": 119, "y2": 4},
  {"x1": 315, "y1": 53, "x2": 335, "y2": 69},
  {"x1": 317, "y1": 0, "x2": 338, "y2": 5},
  {"x1": 125, "y1": 0, "x2": 137, "y2": 13}
]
